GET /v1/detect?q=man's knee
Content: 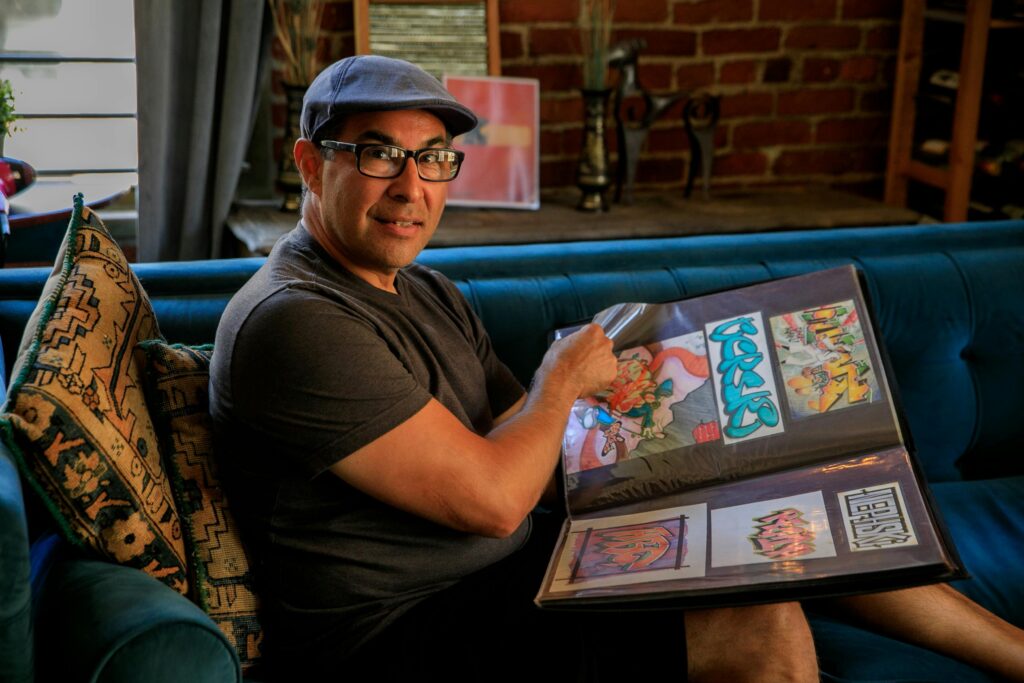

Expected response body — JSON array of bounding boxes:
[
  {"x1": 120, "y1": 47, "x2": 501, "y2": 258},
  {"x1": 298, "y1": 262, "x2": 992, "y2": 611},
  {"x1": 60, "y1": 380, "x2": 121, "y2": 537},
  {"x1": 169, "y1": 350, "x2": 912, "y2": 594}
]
[{"x1": 686, "y1": 602, "x2": 817, "y2": 683}]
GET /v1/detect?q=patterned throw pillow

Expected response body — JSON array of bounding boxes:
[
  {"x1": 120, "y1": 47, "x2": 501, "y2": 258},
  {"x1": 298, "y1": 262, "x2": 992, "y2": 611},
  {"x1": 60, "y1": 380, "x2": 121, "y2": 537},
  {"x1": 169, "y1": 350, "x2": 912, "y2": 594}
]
[
  {"x1": 136, "y1": 340, "x2": 263, "y2": 670},
  {"x1": 0, "y1": 195, "x2": 189, "y2": 594}
]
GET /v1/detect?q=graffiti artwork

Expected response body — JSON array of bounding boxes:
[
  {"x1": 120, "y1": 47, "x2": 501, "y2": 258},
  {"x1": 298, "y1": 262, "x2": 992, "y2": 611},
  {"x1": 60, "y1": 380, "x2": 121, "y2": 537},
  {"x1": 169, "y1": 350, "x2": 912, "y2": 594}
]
[
  {"x1": 549, "y1": 504, "x2": 709, "y2": 592},
  {"x1": 705, "y1": 312, "x2": 785, "y2": 445},
  {"x1": 711, "y1": 491, "x2": 836, "y2": 568},
  {"x1": 770, "y1": 300, "x2": 879, "y2": 419},
  {"x1": 562, "y1": 331, "x2": 719, "y2": 474},
  {"x1": 839, "y1": 482, "x2": 919, "y2": 552},
  {"x1": 749, "y1": 508, "x2": 817, "y2": 560}
]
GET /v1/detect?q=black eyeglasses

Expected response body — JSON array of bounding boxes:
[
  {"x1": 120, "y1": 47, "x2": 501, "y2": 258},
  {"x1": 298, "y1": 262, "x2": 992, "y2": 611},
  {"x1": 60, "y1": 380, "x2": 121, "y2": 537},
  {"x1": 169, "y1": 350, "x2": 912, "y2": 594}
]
[{"x1": 320, "y1": 141, "x2": 465, "y2": 182}]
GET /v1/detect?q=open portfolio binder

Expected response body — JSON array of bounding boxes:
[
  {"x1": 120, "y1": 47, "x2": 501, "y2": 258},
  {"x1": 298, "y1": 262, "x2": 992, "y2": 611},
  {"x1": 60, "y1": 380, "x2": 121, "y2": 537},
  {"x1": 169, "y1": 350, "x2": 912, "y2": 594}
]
[{"x1": 536, "y1": 265, "x2": 964, "y2": 609}]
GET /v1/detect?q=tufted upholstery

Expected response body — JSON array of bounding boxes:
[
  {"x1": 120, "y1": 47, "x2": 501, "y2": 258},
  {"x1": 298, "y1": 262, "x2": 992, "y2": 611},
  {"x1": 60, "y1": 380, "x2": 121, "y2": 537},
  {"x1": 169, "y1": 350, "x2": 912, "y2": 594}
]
[{"x1": 0, "y1": 218, "x2": 1022, "y2": 682}]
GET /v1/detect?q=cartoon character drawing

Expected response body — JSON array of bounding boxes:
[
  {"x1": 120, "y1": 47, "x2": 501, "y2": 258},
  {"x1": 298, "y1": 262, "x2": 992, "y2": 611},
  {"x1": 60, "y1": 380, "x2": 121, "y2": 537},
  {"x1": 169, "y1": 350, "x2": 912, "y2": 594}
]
[
  {"x1": 605, "y1": 353, "x2": 675, "y2": 440},
  {"x1": 564, "y1": 332, "x2": 719, "y2": 473}
]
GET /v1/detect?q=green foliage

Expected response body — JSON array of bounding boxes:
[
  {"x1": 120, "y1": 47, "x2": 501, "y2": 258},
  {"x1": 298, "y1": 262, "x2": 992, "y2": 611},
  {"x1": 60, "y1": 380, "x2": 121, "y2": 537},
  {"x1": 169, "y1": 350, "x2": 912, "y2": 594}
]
[{"x1": 0, "y1": 79, "x2": 18, "y2": 138}]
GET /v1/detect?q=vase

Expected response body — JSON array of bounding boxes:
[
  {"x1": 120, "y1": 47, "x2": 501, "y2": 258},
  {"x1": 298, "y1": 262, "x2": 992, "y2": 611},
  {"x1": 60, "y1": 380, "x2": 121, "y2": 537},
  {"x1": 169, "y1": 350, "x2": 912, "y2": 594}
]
[
  {"x1": 277, "y1": 83, "x2": 307, "y2": 212},
  {"x1": 575, "y1": 88, "x2": 613, "y2": 212}
]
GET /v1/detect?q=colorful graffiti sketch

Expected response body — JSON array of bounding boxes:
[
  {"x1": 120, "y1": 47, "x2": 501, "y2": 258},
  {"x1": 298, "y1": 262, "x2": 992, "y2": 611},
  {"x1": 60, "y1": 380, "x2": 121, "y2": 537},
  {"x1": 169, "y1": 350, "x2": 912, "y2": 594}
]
[
  {"x1": 705, "y1": 312, "x2": 785, "y2": 445},
  {"x1": 562, "y1": 331, "x2": 718, "y2": 474},
  {"x1": 569, "y1": 518, "x2": 688, "y2": 582},
  {"x1": 770, "y1": 300, "x2": 879, "y2": 420},
  {"x1": 839, "y1": 482, "x2": 919, "y2": 552},
  {"x1": 749, "y1": 508, "x2": 816, "y2": 560},
  {"x1": 549, "y1": 504, "x2": 709, "y2": 593},
  {"x1": 711, "y1": 491, "x2": 837, "y2": 568}
]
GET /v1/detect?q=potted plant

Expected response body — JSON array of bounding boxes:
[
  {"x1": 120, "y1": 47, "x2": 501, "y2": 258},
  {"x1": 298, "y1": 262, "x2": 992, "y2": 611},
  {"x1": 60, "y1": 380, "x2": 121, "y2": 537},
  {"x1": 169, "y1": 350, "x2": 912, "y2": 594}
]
[{"x1": 0, "y1": 79, "x2": 18, "y2": 155}]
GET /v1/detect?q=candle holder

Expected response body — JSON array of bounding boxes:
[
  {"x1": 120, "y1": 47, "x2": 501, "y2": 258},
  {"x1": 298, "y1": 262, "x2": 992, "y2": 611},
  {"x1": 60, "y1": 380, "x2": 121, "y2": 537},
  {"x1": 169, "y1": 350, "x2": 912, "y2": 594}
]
[{"x1": 575, "y1": 88, "x2": 613, "y2": 212}]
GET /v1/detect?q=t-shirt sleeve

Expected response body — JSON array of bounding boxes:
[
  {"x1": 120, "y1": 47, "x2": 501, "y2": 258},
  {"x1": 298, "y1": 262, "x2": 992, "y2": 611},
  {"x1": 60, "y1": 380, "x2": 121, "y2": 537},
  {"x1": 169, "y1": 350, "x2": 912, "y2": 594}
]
[
  {"x1": 226, "y1": 288, "x2": 432, "y2": 476},
  {"x1": 438, "y1": 276, "x2": 525, "y2": 419}
]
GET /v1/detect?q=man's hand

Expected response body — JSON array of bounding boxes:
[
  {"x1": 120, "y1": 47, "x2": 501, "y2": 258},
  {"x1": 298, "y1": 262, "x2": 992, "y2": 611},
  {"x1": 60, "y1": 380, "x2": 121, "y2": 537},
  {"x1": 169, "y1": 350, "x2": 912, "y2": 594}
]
[{"x1": 536, "y1": 323, "x2": 617, "y2": 401}]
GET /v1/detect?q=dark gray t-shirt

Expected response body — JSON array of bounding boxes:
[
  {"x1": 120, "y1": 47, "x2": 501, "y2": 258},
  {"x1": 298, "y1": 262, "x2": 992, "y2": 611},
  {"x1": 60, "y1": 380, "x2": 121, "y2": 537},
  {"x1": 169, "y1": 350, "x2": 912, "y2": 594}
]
[{"x1": 209, "y1": 226, "x2": 528, "y2": 660}]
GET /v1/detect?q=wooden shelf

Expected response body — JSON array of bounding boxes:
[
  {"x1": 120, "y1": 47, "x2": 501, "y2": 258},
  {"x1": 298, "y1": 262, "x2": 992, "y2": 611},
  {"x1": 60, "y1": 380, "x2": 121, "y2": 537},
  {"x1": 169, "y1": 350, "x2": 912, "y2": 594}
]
[{"x1": 885, "y1": 0, "x2": 1015, "y2": 221}]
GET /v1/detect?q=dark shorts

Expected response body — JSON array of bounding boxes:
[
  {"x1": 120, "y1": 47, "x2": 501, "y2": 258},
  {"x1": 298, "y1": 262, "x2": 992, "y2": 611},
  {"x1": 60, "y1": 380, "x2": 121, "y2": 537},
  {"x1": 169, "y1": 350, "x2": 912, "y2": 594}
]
[{"x1": 341, "y1": 513, "x2": 689, "y2": 683}]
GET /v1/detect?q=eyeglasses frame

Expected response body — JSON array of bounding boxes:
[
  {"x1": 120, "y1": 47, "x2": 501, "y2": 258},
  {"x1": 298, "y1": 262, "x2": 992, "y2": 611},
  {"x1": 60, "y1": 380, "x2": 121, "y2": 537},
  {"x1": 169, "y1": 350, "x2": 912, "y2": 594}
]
[{"x1": 319, "y1": 140, "x2": 465, "y2": 182}]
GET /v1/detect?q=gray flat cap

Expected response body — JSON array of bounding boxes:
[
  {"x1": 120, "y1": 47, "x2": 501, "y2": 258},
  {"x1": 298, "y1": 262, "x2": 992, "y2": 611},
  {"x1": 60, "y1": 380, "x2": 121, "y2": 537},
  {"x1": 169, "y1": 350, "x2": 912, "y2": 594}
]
[{"x1": 300, "y1": 55, "x2": 478, "y2": 143}]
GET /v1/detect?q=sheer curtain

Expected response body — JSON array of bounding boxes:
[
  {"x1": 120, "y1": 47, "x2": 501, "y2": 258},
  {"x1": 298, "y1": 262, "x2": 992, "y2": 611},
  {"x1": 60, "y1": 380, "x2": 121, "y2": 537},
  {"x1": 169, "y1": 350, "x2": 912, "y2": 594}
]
[{"x1": 134, "y1": 0, "x2": 269, "y2": 261}]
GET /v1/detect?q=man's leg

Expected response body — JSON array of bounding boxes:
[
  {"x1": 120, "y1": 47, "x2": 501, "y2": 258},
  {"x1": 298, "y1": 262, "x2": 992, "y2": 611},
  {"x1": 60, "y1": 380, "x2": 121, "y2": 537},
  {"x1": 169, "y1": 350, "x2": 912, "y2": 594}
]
[
  {"x1": 685, "y1": 602, "x2": 818, "y2": 683},
  {"x1": 826, "y1": 583, "x2": 1024, "y2": 681}
]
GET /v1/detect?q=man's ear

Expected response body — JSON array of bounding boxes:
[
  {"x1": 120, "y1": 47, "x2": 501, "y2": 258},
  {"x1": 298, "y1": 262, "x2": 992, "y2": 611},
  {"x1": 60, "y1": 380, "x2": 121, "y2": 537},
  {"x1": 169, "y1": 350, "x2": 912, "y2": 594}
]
[{"x1": 294, "y1": 138, "x2": 323, "y2": 196}]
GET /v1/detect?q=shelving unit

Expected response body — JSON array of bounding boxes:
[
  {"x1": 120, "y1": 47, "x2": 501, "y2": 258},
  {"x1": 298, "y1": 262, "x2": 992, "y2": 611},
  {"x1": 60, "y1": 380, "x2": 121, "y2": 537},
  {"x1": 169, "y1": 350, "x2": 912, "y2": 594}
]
[{"x1": 885, "y1": 0, "x2": 1024, "y2": 222}]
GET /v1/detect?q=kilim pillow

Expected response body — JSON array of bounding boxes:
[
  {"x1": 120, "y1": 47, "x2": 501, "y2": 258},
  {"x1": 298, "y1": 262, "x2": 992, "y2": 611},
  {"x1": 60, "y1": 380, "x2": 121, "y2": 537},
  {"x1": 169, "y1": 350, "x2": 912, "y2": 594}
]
[
  {"x1": 0, "y1": 195, "x2": 189, "y2": 594},
  {"x1": 136, "y1": 340, "x2": 263, "y2": 671}
]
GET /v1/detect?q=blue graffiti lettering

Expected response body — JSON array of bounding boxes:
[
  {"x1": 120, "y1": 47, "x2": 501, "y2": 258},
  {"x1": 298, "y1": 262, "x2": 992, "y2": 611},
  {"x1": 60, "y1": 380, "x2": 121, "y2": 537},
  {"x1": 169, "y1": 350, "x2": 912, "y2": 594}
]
[{"x1": 710, "y1": 317, "x2": 781, "y2": 439}]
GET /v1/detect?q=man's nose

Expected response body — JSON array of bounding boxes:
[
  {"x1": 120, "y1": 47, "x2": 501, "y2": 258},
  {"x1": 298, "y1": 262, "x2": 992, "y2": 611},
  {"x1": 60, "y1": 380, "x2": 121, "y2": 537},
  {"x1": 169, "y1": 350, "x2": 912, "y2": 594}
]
[{"x1": 386, "y1": 155, "x2": 425, "y2": 202}]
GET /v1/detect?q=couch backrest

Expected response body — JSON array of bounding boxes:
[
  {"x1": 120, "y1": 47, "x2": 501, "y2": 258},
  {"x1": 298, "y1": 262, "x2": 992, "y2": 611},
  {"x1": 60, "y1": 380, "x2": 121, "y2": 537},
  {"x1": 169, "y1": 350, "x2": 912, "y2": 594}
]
[{"x1": 1, "y1": 220, "x2": 1022, "y2": 484}]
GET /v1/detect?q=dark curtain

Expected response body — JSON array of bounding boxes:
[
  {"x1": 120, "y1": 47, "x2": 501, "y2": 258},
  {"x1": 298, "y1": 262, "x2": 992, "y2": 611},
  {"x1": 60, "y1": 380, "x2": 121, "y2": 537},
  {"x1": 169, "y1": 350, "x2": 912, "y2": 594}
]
[{"x1": 134, "y1": 0, "x2": 269, "y2": 261}]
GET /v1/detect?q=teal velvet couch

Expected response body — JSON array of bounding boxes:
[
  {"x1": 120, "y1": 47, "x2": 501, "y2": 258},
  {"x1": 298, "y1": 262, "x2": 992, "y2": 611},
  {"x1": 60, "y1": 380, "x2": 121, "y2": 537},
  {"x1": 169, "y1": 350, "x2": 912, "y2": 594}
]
[{"x1": 1, "y1": 218, "x2": 1022, "y2": 682}]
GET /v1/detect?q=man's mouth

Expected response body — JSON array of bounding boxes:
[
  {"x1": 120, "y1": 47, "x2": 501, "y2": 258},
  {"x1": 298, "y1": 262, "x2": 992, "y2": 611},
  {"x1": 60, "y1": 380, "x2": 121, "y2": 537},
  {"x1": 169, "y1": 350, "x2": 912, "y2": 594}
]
[{"x1": 374, "y1": 216, "x2": 421, "y2": 228}]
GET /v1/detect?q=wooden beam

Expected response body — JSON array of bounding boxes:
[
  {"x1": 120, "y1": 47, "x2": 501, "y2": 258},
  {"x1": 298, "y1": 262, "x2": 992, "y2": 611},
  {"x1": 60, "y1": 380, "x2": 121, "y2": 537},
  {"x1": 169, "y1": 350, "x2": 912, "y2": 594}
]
[
  {"x1": 944, "y1": 0, "x2": 991, "y2": 222},
  {"x1": 885, "y1": 0, "x2": 927, "y2": 209}
]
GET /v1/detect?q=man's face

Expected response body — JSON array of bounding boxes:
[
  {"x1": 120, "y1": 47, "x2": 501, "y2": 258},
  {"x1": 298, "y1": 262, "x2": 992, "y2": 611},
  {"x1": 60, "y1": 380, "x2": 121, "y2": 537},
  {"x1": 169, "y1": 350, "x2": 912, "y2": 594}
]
[{"x1": 310, "y1": 109, "x2": 450, "y2": 286}]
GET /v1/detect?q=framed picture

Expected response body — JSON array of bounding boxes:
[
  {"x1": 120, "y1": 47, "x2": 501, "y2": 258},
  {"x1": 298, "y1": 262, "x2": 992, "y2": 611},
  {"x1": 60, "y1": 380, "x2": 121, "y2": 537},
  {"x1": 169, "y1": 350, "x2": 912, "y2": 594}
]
[
  {"x1": 443, "y1": 75, "x2": 540, "y2": 210},
  {"x1": 354, "y1": 0, "x2": 500, "y2": 78}
]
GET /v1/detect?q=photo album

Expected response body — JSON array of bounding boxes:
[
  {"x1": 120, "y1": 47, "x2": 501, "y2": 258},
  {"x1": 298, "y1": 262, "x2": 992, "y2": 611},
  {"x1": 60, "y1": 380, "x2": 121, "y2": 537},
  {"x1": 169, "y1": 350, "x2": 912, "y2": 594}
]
[{"x1": 536, "y1": 265, "x2": 963, "y2": 609}]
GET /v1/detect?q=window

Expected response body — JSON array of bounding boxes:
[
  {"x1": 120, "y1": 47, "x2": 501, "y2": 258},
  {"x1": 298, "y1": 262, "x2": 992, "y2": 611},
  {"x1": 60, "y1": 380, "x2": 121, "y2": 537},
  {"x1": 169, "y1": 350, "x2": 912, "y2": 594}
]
[{"x1": 0, "y1": 0, "x2": 137, "y2": 234}]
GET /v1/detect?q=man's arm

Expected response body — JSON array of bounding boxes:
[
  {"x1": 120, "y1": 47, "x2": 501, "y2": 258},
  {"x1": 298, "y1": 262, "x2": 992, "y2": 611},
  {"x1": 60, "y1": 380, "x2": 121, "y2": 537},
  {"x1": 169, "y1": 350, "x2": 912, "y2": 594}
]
[{"x1": 330, "y1": 323, "x2": 615, "y2": 538}]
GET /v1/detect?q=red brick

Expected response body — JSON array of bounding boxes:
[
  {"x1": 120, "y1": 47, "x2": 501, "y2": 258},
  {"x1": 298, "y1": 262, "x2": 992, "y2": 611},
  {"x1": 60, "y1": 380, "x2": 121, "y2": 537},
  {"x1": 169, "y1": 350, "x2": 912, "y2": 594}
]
[
  {"x1": 865, "y1": 25, "x2": 899, "y2": 50},
  {"x1": 760, "y1": 0, "x2": 836, "y2": 21},
  {"x1": 337, "y1": 35, "x2": 355, "y2": 58},
  {"x1": 611, "y1": 28, "x2": 697, "y2": 56},
  {"x1": 859, "y1": 87, "x2": 892, "y2": 112},
  {"x1": 646, "y1": 125, "x2": 726, "y2": 151},
  {"x1": 632, "y1": 64, "x2": 673, "y2": 90},
  {"x1": 499, "y1": 0, "x2": 579, "y2": 23},
  {"x1": 720, "y1": 91, "x2": 775, "y2": 118},
  {"x1": 733, "y1": 120, "x2": 812, "y2": 147},
  {"x1": 636, "y1": 157, "x2": 686, "y2": 183},
  {"x1": 721, "y1": 60, "x2": 758, "y2": 84},
  {"x1": 815, "y1": 116, "x2": 889, "y2": 144},
  {"x1": 803, "y1": 58, "x2": 840, "y2": 82},
  {"x1": 839, "y1": 56, "x2": 878, "y2": 82},
  {"x1": 504, "y1": 63, "x2": 583, "y2": 92},
  {"x1": 763, "y1": 57, "x2": 793, "y2": 83},
  {"x1": 271, "y1": 102, "x2": 286, "y2": 129},
  {"x1": 786, "y1": 25, "x2": 861, "y2": 50},
  {"x1": 714, "y1": 151, "x2": 769, "y2": 176},
  {"x1": 540, "y1": 96, "x2": 584, "y2": 124},
  {"x1": 615, "y1": 0, "x2": 669, "y2": 22},
  {"x1": 702, "y1": 28, "x2": 781, "y2": 55},
  {"x1": 842, "y1": 0, "x2": 900, "y2": 19},
  {"x1": 501, "y1": 30, "x2": 524, "y2": 60},
  {"x1": 540, "y1": 158, "x2": 577, "y2": 187},
  {"x1": 673, "y1": 0, "x2": 753, "y2": 24},
  {"x1": 675, "y1": 63, "x2": 716, "y2": 88},
  {"x1": 773, "y1": 147, "x2": 885, "y2": 175},
  {"x1": 530, "y1": 27, "x2": 580, "y2": 56},
  {"x1": 322, "y1": 1, "x2": 353, "y2": 31},
  {"x1": 646, "y1": 126, "x2": 691, "y2": 152},
  {"x1": 541, "y1": 130, "x2": 565, "y2": 155},
  {"x1": 778, "y1": 88, "x2": 855, "y2": 114},
  {"x1": 540, "y1": 127, "x2": 581, "y2": 155}
]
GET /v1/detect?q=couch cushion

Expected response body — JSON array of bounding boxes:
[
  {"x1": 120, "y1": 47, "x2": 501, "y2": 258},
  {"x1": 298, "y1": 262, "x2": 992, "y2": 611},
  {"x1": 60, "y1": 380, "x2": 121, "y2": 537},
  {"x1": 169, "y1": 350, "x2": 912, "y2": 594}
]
[
  {"x1": 136, "y1": 340, "x2": 263, "y2": 672},
  {"x1": 0, "y1": 195, "x2": 189, "y2": 594}
]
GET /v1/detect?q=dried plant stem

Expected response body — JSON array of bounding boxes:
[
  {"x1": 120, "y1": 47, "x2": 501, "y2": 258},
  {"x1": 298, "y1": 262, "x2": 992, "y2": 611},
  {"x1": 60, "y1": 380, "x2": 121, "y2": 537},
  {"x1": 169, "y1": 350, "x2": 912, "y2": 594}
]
[
  {"x1": 581, "y1": 0, "x2": 616, "y2": 90},
  {"x1": 269, "y1": 0, "x2": 326, "y2": 85}
]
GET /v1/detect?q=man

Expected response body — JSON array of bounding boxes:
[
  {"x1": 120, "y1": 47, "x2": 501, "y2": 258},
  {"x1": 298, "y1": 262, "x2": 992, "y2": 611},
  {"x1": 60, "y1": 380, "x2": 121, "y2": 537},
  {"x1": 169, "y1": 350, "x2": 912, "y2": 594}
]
[{"x1": 211, "y1": 56, "x2": 1024, "y2": 681}]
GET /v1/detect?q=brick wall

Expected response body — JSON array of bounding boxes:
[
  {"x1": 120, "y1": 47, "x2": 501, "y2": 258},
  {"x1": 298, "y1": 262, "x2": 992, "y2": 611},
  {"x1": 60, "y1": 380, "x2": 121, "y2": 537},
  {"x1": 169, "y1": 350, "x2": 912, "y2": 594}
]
[{"x1": 271, "y1": 0, "x2": 900, "y2": 198}]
